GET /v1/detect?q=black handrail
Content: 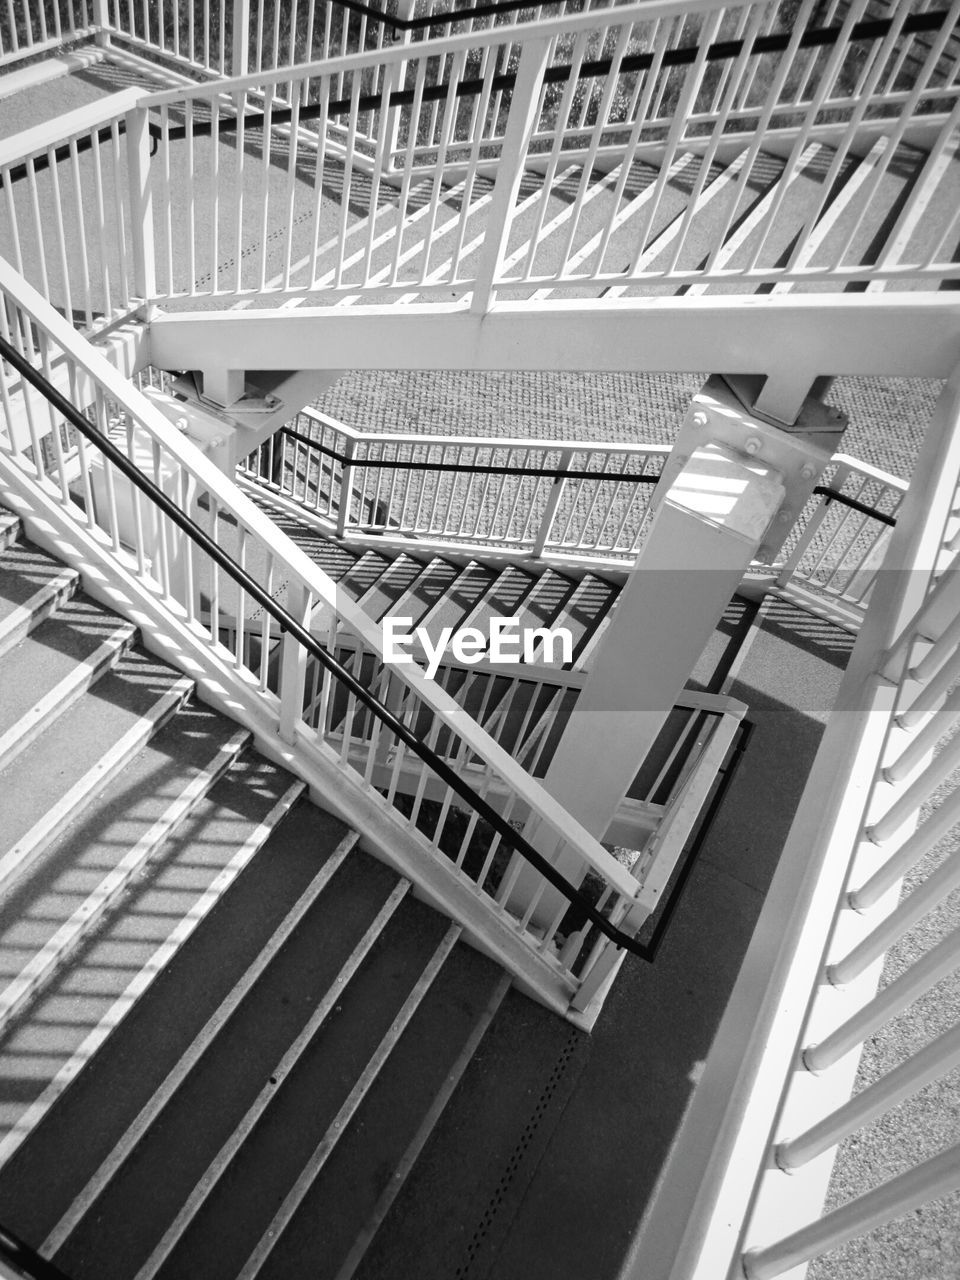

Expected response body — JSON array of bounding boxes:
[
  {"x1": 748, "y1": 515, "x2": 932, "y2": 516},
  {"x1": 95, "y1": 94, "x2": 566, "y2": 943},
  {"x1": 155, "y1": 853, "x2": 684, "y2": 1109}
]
[
  {"x1": 271, "y1": 430, "x2": 901, "y2": 529},
  {"x1": 276, "y1": 423, "x2": 662, "y2": 482},
  {"x1": 0, "y1": 1221, "x2": 77, "y2": 1280},
  {"x1": 0, "y1": 331, "x2": 660, "y2": 963},
  {"x1": 3, "y1": 6, "x2": 950, "y2": 180},
  {"x1": 813, "y1": 485, "x2": 898, "y2": 527},
  {"x1": 163, "y1": 8, "x2": 951, "y2": 141}
]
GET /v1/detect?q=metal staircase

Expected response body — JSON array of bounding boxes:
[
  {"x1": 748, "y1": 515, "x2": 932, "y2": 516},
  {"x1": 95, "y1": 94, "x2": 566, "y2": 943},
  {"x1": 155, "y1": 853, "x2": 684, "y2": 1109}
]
[
  {"x1": 2, "y1": 2, "x2": 960, "y2": 1279},
  {"x1": 0, "y1": 507, "x2": 522, "y2": 1280}
]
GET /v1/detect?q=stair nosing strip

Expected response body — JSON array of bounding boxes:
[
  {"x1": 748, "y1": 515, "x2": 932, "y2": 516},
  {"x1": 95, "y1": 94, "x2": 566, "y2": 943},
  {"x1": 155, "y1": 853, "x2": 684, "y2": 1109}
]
[
  {"x1": 0, "y1": 726, "x2": 251, "y2": 1043},
  {"x1": 236, "y1": 923, "x2": 463, "y2": 1280},
  {"x1": 0, "y1": 620, "x2": 137, "y2": 772},
  {"x1": 333, "y1": 970, "x2": 512, "y2": 1280},
  {"x1": 42, "y1": 821, "x2": 356, "y2": 1259},
  {"x1": 132, "y1": 875, "x2": 413, "y2": 1280},
  {"x1": 0, "y1": 564, "x2": 77, "y2": 659},
  {"x1": 0, "y1": 674, "x2": 195, "y2": 900},
  {"x1": 0, "y1": 777, "x2": 306, "y2": 1175}
]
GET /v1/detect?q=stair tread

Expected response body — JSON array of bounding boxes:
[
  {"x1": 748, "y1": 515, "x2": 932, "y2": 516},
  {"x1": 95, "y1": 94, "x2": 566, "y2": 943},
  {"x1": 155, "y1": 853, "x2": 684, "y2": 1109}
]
[
  {"x1": 511, "y1": 568, "x2": 579, "y2": 636},
  {"x1": 0, "y1": 591, "x2": 136, "y2": 755},
  {"x1": 0, "y1": 540, "x2": 77, "y2": 611},
  {"x1": 257, "y1": 940, "x2": 508, "y2": 1280},
  {"x1": 0, "y1": 645, "x2": 191, "y2": 875},
  {"x1": 0, "y1": 703, "x2": 248, "y2": 1020},
  {"x1": 56, "y1": 869, "x2": 446, "y2": 1280},
  {"x1": 412, "y1": 561, "x2": 498, "y2": 639},
  {"x1": 354, "y1": 553, "x2": 429, "y2": 622},
  {"x1": 384, "y1": 557, "x2": 462, "y2": 629},
  {"x1": 547, "y1": 573, "x2": 619, "y2": 667},
  {"x1": 336, "y1": 549, "x2": 394, "y2": 601},
  {"x1": 0, "y1": 756, "x2": 313, "y2": 1246},
  {"x1": 459, "y1": 564, "x2": 538, "y2": 637},
  {"x1": 351, "y1": 991, "x2": 589, "y2": 1280},
  {"x1": 0, "y1": 513, "x2": 19, "y2": 550},
  {"x1": 0, "y1": 543, "x2": 77, "y2": 654}
]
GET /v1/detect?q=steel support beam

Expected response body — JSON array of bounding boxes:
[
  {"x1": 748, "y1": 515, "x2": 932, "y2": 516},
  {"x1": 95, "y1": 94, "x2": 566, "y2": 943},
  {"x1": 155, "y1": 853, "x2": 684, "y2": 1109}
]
[{"x1": 150, "y1": 297, "x2": 960, "y2": 424}]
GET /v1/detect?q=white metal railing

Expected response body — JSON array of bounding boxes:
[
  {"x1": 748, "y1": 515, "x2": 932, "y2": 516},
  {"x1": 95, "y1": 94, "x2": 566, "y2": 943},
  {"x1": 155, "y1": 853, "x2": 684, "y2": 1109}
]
[
  {"x1": 237, "y1": 410, "x2": 907, "y2": 614},
  {"x1": 237, "y1": 406, "x2": 670, "y2": 560},
  {"x1": 0, "y1": 0, "x2": 99, "y2": 69},
  {"x1": 0, "y1": 254, "x2": 732, "y2": 1016},
  {"x1": 628, "y1": 363, "x2": 960, "y2": 1280},
  {"x1": 768, "y1": 452, "x2": 907, "y2": 627},
  {"x1": 3, "y1": 0, "x2": 958, "y2": 322},
  {"x1": 117, "y1": 0, "x2": 960, "y2": 306},
  {"x1": 0, "y1": 89, "x2": 152, "y2": 337}
]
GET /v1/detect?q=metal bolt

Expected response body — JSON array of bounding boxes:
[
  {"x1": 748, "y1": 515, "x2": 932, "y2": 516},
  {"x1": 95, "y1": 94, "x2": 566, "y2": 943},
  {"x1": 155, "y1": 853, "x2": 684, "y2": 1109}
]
[
  {"x1": 800, "y1": 463, "x2": 816, "y2": 480},
  {"x1": 691, "y1": 411, "x2": 709, "y2": 428},
  {"x1": 778, "y1": 509, "x2": 793, "y2": 524},
  {"x1": 744, "y1": 437, "x2": 762, "y2": 455}
]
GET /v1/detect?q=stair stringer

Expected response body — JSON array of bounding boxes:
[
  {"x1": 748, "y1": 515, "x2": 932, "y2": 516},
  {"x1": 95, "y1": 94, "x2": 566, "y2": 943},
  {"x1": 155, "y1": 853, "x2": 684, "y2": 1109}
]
[{"x1": 0, "y1": 454, "x2": 581, "y2": 1023}]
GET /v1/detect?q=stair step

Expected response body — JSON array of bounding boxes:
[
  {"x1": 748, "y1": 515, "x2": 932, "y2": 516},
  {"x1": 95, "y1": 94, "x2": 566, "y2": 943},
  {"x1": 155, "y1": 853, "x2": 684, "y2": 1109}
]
[
  {"x1": 0, "y1": 592, "x2": 137, "y2": 771},
  {"x1": 302, "y1": 538, "x2": 367, "y2": 584},
  {"x1": 336, "y1": 549, "x2": 393, "y2": 602},
  {"x1": 459, "y1": 564, "x2": 539, "y2": 639},
  {"x1": 353, "y1": 553, "x2": 429, "y2": 623},
  {"x1": 412, "y1": 561, "x2": 498, "y2": 641},
  {"x1": 546, "y1": 573, "x2": 620, "y2": 668},
  {"x1": 40, "y1": 826, "x2": 361, "y2": 1262},
  {"x1": 0, "y1": 645, "x2": 196, "y2": 896},
  {"x1": 232, "y1": 922, "x2": 463, "y2": 1280},
  {"x1": 349, "y1": 991, "x2": 589, "y2": 1280},
  {"x1": 0, "y1": 757, "x2": 308, "y2": 1233},
  {"x1": 385, "y1": 557, "x2": 462, "y2": 630},
  {"x1": 0, "y1": 512, "x2": 19, "y2": 551},
  {"x1": 511, "y1": 568, "x2": 579, "y2": 642},
  {"x1": 0, "y1": 714, "x2": 250, "y2": 1046},
  {"x1": 0, "y1": 541, "x2": 78, "y2": 660},
  {"x1": 331, "y1": 970, "x2": 513, "y2": 1280},
  {"x1": 47, "y1": 855, "x2": 447, "y2": 1280}
]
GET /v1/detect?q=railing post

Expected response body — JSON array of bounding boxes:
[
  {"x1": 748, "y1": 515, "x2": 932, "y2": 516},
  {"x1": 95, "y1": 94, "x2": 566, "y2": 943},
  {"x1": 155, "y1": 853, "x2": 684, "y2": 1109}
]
[
  {"x1": 532, "y1": 447, "x2": 573, "y2": 558},
  {"x1": 92, "y1": 0, "x2": 111, "y2": 47},
  {"x1": 337, "y1": 436, "x2": 358, "y2": 537},
  {"x1": 124, "y1": 106, "x2": 156, "y2": 312},
  {"x1": 774, "y1": 468, "x2": 850, "y2": 587},
  {"x1": 380, "y1": 0, "x2": 417, "y2": 181},
  {"x1": 279, "y1": 585, "x2": 311, "y2": 744},
  {"x1": 469, "y1": 36, "x2": 551, "y2": 316},
  {"x1": 232, "y1": 0, "x2": 251, "y2": 78}
]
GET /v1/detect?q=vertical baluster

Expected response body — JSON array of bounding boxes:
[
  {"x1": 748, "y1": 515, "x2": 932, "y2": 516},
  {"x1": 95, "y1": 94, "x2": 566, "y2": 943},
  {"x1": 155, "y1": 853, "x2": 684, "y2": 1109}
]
[
  {"x1": 88, "y1": 121, "x2": 112, "y2": 318},
  {"x1": 68, "y1": 136, "x2": 94, "y2": 329},
  {"x1": 26, "y1": 156, "x2": 51, "y2": 306},
  {"x1": 125, "y1": 416, "x2": 147, "y2": 577},
  {"x1": 235, "y1": 526, "x2": 248, "y2": 669},
  {"x1": 208, "y1": 495, "x2": 221, "y2": 642}
]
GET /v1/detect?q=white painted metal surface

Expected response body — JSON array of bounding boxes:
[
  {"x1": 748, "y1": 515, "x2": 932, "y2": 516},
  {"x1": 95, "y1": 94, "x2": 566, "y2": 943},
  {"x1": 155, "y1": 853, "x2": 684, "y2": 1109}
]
[
  {"x1": 624, "y1": 363, "x2": 960, "y2": 1280},
  {"x1": 0, "y1": 259, "x2": 718, "y2": 1017}
]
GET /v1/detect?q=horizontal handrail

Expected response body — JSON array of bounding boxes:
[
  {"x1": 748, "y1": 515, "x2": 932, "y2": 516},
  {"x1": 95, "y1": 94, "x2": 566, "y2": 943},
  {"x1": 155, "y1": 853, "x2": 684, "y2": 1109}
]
[
  {"x1": 0, "y1": 328, "x2": 653, "y2": 962},
  {"x1": 245, "y1": 411, "x2": 668, "y2": 557},
  {"x1": 812, "y1": 484, "x2": 899, "y2": 527},
  {"x1": 160, "y1": 8, "x2": 956, "y2": 138},
  {"x1": 0, "y1": 1220, "x2": 76, "y2": 1280},
  {"x1": 278, "y1": 423, "x2": 664, "y2": 482}
]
